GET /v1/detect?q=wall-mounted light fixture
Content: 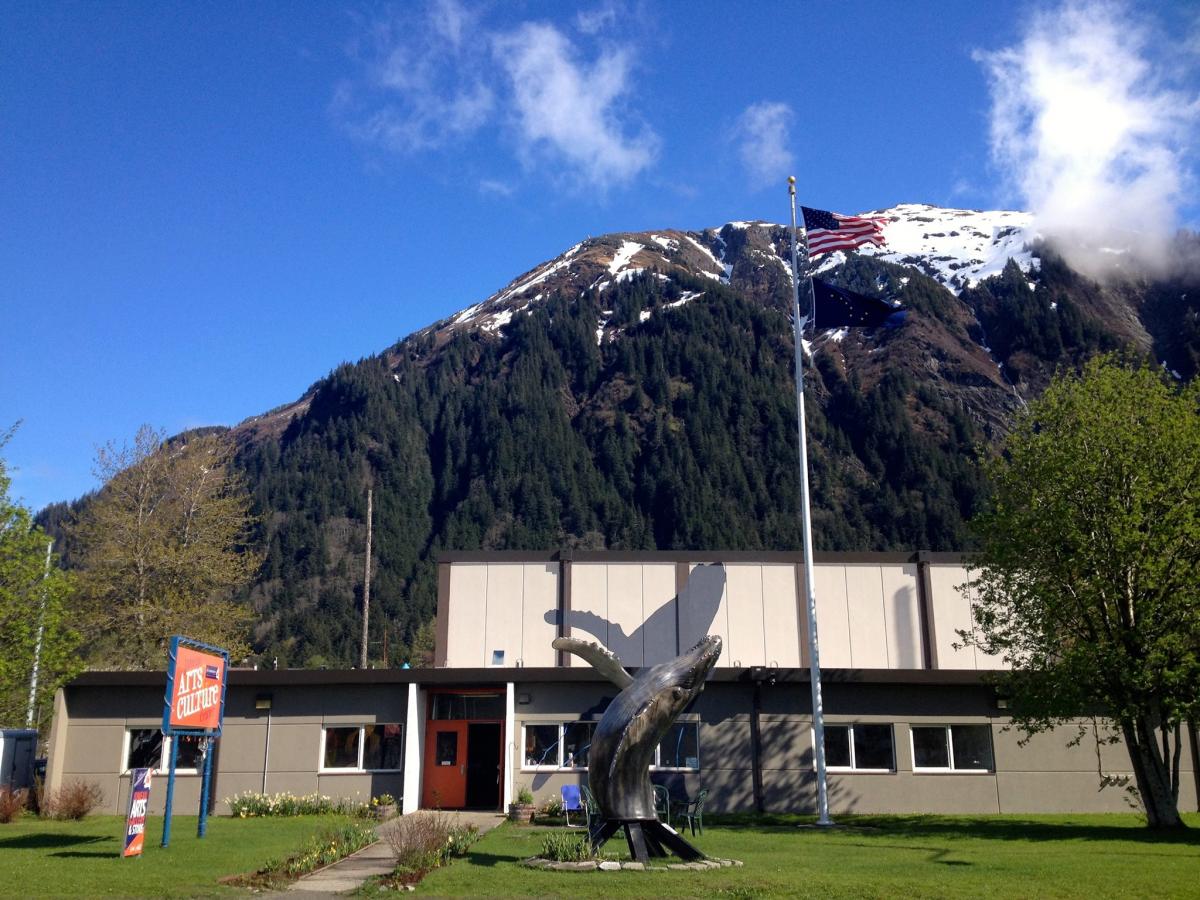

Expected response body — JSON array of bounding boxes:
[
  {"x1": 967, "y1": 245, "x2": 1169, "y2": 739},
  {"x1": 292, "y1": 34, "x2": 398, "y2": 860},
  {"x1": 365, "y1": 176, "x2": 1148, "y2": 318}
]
[{"x1": 255, "y1": 694, "x2": 273, "y2": 710}]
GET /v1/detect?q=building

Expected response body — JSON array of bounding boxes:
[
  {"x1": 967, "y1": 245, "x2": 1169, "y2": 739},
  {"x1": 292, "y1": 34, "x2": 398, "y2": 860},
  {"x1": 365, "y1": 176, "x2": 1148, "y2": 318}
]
[{"x1": 44, "y1": 551, "x2": 1199, "y2": 817}]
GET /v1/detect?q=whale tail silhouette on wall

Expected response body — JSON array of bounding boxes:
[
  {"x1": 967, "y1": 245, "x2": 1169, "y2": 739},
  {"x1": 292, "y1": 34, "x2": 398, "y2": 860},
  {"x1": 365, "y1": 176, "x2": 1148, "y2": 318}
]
[{"x1": 546, "y1": 562, "x2": 727, "y2": 666}]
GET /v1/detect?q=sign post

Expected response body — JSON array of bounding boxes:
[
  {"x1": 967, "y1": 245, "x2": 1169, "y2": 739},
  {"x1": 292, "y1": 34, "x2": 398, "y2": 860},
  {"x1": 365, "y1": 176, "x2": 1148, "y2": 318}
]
[
  {"x1": 161, "y1": 636, "x2": 229, "y2": 848},
  {"x1": 123, "y1": 768, "x2": 152, "y2": 858}
]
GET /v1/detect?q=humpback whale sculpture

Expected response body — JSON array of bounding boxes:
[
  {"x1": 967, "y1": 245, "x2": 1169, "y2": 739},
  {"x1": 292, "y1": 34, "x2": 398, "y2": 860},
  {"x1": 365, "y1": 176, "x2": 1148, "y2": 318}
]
[{"x1": 552, "y1": 634, "x2": 722, "y2": 863}]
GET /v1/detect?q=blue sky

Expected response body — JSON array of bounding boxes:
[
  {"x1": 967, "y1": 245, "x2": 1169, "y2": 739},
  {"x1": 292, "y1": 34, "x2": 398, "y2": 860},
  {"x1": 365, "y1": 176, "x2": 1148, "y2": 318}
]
[{"x1": 3, "y1": 1, "x2": 1198, "y2": 511}]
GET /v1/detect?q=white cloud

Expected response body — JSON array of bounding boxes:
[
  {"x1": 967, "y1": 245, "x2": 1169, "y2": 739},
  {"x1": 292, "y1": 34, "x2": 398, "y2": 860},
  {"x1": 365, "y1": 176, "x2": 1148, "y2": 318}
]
[
  {"x1": 735, "y1": 101, "x2": 794, "y2": 189},
  {"x1": 479, "y1": 178, "x2": 515, "y2": 198},
  {"x1": 977, "y1": 1, "x2": 1199, "y2": 276},
  {"x1": 335, "y1": 2, "x2": 658, "y2": 190},
  {"x1": 492, "y1": 22, "x2": 658, "y2": 185},
  {"x1": 334, "y1": 0, "x2": 494, "y2": 153}
]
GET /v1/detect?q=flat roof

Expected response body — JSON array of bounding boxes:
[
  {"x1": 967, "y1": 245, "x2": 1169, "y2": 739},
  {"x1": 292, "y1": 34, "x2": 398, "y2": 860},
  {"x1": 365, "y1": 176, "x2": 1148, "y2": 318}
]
[
  {"x1": 436, "y1": 550, "x2": 971, "y2": 564},
  {"x1": 69, "y1": 666, "x2": 990, "y2": 689}
]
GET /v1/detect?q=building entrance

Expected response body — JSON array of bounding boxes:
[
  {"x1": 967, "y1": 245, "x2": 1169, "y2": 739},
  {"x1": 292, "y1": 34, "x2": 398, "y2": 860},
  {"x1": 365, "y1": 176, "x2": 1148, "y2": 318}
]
[{"x1": 421, "y1": 691, "x2": 505, "y2": 810}]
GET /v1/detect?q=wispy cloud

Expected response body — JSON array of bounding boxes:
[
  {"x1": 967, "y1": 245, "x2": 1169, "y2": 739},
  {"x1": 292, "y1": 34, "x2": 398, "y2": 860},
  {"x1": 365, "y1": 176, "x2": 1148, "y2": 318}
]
[
  {"x1": 493, "y1": 23, "x2": 658, "y2": 185},
  {"x1": 976, "y1": 0, "x2": 1199, "y2": 276},
  {"x1": 333, "y1": 0, "x2": 494, "y2": 153},
  {"x1": 735, "y1": 101, "x2": 794, "y2": 189},
  {"x1": 335, "y1": 1, "x2": 658, "y2": 189}
]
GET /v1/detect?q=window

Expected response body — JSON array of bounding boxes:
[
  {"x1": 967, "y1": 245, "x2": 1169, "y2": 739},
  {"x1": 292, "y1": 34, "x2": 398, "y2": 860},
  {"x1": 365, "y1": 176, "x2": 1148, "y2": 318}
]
[
  {"x1": 430, "y1": 693, "x2": 505, "y2": 720},
  {"x1": 520, "y1": 722, "x2": 595, "y2": 770},
  {"x1": 321, "y1": 724, "x2": 404, "y2": 772},
  {"x1": 654, "y1": 722, "x2": 700, "y2": 770},
  {"x1": 911, "y1": 725, "x2": 994, "y2": 771},
  {"x1": 562, "y1": 722, "x2": 594, "y2": 768},
  {"x1": 820, "y1": 724, "x2": 895, "y2": 771},
  {"x1": 124, "y1": 729, "x2": 205, "y2": 774},
  {"x1": 523, "y1": 724, "x2": 560, "y2": 769}
]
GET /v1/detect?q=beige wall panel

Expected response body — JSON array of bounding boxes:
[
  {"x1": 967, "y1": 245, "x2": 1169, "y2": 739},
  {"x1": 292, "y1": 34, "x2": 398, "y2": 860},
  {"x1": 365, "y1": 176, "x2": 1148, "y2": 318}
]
[
  {"x1": 760, "y1": 718, "x2": 809, "y2": 770},
  {"x1": 317, "y1": 774, "x2": 375, "y2": 803},
  {"x1": 991, "y1": 721, "x2": 1146, "y2": 773},
  {"x1": 761, "y1": 564, "x2": 801, "y2": 668},
  {"x1": 928, "y1": 565, "x2": 976, "y2": 668},
  {"x1": 119, "y1": 774, "x2": 199, "y2": 816},
  {"x1": 641, "y1": 564, "x2": 678, "y2": 666},
  {"x1": 881, "y1": 564, "x2": 923, "y2": 669},
  {"x1": 724, "y1": 564, "x2": 767, "y2": 668},
  {"x1": 521, "y1": 563, "x2": 558, "y2": 667},
  {"x1": 845, "y1": 566, "x2": 889, "y2": 668},
  {"x1": 217, "y1": 723, "x2": 267, "y2": 773},
  {"x1": 606, "y1": 564, "x2": 644, "y2": 667},
  {"x1": 268, "y1": 723, "x2": 322, "y2": 772},
  {"x1": 483, "y1": 563, "x2": 524, "y2": 667},
  {"x1": 63, "y1": 724, "x2": 125, "y2": 775},
  {"x1": 262, "y1": 772, "x2": 319, "y2": 797},
  {"x1": 568, "y1": 564, "x2": 608, "y2": 662},
  {"x1": 996, "y1": 772, "x2": 1139, "y2": 813},
  {"x1": 214, "y1": 773, "x2": 264, "y2": 812},
  {"x1": 321, "y1": 685, "x2": 405, "y2": 723},
  {"x1": 812, "y1": 565, "x2": 853, "y2": 667},
  {"x1": 685, "y1": 563, "x2": 730, "y2": 663},
  {"x1": 959, "y1": 571, "x2": 1007, "y2": 670},
  {"x1": 446, "y1": 564, "x2": 488, "y2": 667},
  {"x1": 700, "y1": 767, "x2": 756, "y2": 812}
]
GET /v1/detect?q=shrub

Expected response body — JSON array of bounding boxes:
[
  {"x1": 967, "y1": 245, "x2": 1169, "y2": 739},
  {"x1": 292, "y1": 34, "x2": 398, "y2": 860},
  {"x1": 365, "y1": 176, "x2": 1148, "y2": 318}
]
[
  {"x1": 224, "y1": 791, "x2": 365, "y2": 818},
  {"x1": 258, "y1": 821, "x2": 376, "y2": 880},
  {"x1": 540, "y1": 831, "x2": 593, "y2": 862},
  {"x1": 539, "y1": 796, "x2": 564, "y2": 818},
  {"x1": 0, "y1": 788, "x2": 28, "y2": 824},
  {"x1": 385, "y1": 811, "x2": 479, "y2": 876},
  {"x1": 44, "y1": 780, "x2": 103, "y2": 820},
  {"x1": 516, "y1": 784, "x2": 534, "y2": 805}
]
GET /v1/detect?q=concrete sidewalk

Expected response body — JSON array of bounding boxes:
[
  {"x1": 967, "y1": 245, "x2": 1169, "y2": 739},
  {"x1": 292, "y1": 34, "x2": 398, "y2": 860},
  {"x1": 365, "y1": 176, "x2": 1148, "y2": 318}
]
[{"x1": 286, "y1": 811, "x2": 505, "y2": 896}]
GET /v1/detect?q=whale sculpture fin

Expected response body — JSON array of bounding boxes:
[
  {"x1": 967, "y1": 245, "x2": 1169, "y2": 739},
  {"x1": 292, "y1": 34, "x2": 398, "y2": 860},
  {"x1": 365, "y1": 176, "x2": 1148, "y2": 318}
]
[{"x1": 552, "y1": 637, "x2": 634, "y2": 689}]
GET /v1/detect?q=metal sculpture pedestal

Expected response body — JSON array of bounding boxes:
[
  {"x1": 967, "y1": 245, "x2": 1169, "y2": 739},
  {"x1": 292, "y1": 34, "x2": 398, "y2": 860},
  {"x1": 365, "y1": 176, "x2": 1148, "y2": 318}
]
[{"x1": 590, "y1": 818, "x2": 705, "y2": 864}]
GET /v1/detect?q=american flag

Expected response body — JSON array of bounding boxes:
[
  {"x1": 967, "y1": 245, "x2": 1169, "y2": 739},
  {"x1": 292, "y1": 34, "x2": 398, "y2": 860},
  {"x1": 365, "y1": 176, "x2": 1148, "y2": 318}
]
[{"x1": 801, "y1": 206, "x2": 887, "y2": 257}]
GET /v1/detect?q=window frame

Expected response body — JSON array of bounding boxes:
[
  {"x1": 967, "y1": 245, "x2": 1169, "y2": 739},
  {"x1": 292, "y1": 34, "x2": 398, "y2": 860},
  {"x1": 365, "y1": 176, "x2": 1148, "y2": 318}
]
[
  {"x1": 814, "y1": 723, "x2": 896, "y2": 773},
  {"x1": 650, "y1": 720, "x2": 701, "y2": 772},
  {"x1": 518, "y1": 719, "x2": 702, "y2": 773},
  {"x1": 318, "y1": 724, "x2": 405, "y2": 774},
  {"x1": 909, "y1": 724, "x2": 994, "y2": 773},
  {"x1": 122, "y1": 728, "x2": 202, "y2": 776}
]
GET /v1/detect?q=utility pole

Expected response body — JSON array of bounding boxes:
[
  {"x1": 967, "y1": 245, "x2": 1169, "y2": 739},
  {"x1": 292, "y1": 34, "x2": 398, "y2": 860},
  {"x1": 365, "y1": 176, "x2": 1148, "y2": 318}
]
[{"x1": 359, "y1": 488, "x2": 373, "y2": 669}]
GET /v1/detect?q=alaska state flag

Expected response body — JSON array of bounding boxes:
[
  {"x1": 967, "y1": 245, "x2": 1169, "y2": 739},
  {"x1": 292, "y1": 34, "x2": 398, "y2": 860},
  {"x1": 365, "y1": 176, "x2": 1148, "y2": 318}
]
[{"x1": 811, "y1": 279, "x2": 907, "y2": 328}]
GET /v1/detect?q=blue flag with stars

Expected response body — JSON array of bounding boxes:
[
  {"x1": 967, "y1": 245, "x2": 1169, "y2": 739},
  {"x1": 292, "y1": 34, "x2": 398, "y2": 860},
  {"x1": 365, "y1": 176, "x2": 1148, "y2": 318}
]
[{"x1": 811, "y1": 279, "x2": 907, "y2": 328}]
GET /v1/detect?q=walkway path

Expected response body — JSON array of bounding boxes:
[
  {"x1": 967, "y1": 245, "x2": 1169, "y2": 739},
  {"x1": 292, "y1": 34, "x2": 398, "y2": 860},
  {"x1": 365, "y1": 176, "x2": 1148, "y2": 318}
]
[{"x1": 286, "y1": 811, "x2": 505, "y2": 896}]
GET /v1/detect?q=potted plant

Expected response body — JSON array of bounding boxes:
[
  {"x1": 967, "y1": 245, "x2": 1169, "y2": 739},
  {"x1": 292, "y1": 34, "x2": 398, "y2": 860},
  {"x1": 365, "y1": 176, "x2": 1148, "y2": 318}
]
[
  {"x1": 370, "y1": 793, "x2": 397, "y2": 819},
  {"x1": 508, "y1": 785, "x2": 536, "y2": 823}
]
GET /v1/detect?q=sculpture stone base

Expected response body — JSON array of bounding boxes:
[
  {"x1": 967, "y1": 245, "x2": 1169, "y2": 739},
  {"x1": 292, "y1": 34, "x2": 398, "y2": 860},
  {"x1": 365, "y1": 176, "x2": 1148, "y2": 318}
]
[{"x1": 589, "y1": 818, "x2": 705, "y2": 864}]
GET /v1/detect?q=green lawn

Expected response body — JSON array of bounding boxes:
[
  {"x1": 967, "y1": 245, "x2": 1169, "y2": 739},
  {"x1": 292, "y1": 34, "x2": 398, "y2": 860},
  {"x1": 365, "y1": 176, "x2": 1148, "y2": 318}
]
[
  {"x1": 0, "y1": 814, "x2": 363, "y2": 897},
  {"x1": 405, "y1": 813, "x2": 1200, "y2": 899}
]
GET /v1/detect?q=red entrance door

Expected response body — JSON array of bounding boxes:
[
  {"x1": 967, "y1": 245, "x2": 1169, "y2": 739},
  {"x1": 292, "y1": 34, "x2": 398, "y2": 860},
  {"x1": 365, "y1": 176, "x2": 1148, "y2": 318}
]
[{"x1": 422, "y1": 722, "x2": 468, "y2": 808}]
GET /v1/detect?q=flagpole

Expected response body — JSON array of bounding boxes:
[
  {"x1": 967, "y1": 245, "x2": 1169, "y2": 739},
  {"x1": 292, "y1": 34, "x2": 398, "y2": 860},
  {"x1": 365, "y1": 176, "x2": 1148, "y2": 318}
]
[{"x1": 787, "y1": 176, "x2": 832, "y2": 827}]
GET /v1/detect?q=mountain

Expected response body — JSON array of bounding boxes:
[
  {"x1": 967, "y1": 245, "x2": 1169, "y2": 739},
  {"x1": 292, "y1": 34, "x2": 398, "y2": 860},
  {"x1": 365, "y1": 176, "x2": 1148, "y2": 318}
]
[{"x1": 41, "y1": 205, "x2": 1200, "y2": 668}]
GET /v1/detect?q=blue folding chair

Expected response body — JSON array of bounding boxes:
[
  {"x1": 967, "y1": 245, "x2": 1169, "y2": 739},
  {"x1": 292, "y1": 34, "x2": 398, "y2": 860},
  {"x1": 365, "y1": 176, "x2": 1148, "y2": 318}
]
[{"x1": 561, "y1": 784, "x2": 585, "y2": 827}]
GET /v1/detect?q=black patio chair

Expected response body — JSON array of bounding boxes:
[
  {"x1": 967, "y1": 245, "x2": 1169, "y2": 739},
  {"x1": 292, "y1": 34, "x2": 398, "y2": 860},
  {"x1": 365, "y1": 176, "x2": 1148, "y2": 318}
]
[{"x1": 674, "y1": 787, "x2": 708, "y2": 836}]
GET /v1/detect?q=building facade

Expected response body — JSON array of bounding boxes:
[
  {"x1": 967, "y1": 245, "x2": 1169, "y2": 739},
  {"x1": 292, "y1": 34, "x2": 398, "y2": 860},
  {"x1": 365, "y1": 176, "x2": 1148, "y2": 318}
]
[{"x1": 45, "y1": 551, "x2": 1200, "y2": 817}]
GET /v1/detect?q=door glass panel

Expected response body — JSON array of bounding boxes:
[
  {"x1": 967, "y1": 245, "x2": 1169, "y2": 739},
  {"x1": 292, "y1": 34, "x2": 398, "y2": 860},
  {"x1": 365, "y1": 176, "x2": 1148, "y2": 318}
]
[{"x1": 435, "y1": 730, "x2": 458, "y2": 766}]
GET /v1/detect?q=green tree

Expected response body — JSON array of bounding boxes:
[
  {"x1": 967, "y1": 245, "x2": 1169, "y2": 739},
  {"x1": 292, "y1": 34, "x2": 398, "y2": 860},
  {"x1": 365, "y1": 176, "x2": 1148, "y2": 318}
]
[
  {"x1": 967, "y1": 356, "x2": 1200, "y2": 828},
  {"x1": 0, "y1": 426, "x2": 79, "y2": 730},
  {"x1": 70, "y1": 425, "x2": 262, "y2": 668}
]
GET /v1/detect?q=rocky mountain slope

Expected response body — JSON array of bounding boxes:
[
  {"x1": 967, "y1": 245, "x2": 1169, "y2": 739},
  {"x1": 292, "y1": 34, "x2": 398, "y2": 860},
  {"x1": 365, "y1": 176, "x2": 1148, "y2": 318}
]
[{"x1": 42, "y1": 205, "x2": 1200, "y2": 667}]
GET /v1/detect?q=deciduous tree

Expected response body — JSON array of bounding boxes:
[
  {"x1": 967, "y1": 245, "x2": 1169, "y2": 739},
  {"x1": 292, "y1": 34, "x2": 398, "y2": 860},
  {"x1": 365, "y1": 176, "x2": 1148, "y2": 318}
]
[
  {"x1": 71, "y1": 425, "x2": 261, "y2": 668},
  {"x1": 967, "y1": 356, "x2": 1200, "y2": 828},
  {"x1": 0, "y1": 426, "x2": 78, "y2": 729}
]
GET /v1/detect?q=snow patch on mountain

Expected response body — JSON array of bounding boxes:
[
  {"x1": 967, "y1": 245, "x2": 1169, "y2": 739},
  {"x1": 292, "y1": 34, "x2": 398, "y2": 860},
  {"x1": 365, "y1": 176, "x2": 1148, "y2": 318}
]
[
  {"x1": 858, "y1": 204, "x2": 1040, "y2": 292},
  {"x1": 609, "y1": 240, "x2": 644, "y2": 275}
]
